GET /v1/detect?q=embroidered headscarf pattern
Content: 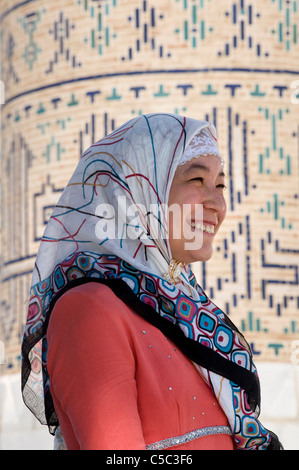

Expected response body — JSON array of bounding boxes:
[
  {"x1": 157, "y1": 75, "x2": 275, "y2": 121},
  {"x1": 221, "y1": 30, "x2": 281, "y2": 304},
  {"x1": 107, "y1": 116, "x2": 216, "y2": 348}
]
[{"x1": 21, "y1": 113, "x2": 281, "y2": 450}]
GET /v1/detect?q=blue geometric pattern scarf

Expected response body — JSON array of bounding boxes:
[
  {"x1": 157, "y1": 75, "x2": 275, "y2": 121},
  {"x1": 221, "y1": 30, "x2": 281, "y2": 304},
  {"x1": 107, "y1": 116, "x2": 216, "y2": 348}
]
[{"x1": 21, "y1": 113, "x2": 282, "y2": 449}]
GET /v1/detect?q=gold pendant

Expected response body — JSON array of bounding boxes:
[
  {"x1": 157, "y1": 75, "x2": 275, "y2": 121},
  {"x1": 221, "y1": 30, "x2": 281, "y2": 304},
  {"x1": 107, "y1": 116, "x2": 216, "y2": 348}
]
[{"x1": 163, "y1": 259, "x2": 185, "y2": 284}]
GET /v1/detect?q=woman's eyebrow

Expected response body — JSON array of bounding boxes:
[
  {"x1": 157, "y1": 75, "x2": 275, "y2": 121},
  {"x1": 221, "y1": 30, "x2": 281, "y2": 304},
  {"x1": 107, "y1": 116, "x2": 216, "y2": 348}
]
[
  {"x1": 184, "y1": 161, "x2": 225, "y2": 177},
  {"x1": 189, "y1": 163, "x2": 210, "y2": 172}
]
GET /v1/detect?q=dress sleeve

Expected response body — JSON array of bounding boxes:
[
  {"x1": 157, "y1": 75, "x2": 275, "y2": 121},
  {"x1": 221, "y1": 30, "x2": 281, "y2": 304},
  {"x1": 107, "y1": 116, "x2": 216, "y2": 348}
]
[{"x1": 47, "y1": 282, "x2": 146, "y2": 450}]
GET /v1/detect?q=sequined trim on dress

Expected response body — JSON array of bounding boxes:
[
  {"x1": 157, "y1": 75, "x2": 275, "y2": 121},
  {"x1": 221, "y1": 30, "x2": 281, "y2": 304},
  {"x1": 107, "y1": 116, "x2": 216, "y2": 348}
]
[{"x1": 146, "y1": 425, "x2": 232, "y2": 450}]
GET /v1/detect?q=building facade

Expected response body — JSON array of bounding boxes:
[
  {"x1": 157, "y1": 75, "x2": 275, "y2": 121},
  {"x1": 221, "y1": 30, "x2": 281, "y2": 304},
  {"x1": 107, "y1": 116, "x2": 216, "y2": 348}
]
[{"x1": 0, "y1": 0, "x2": 299, "y2": 449}]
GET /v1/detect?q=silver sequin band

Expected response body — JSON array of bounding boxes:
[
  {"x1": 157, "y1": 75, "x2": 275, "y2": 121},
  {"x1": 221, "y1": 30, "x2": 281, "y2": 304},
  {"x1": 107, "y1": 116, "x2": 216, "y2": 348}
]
[{"x1": 146, "y1": 425, "x2": 232, "y2": 450}]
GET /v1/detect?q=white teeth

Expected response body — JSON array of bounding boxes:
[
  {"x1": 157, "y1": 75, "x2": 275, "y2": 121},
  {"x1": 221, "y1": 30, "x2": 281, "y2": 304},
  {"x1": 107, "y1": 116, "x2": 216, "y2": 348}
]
[{"x1": 190, "y1": 222, "x2": 215, "y2": 234}]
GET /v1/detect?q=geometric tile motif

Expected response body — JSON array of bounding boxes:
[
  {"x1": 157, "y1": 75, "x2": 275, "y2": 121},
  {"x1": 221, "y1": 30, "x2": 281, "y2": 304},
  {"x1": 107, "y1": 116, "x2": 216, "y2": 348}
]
[{"x1": 0, "y1": 0, "x2": 299, "y2": 372}]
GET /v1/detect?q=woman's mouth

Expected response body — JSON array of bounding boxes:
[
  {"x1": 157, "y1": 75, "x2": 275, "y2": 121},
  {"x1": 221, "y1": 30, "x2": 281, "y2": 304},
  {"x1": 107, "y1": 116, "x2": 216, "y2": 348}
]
[{"x1": 190, "y1": 221, "x2": 215, "y2": 234}]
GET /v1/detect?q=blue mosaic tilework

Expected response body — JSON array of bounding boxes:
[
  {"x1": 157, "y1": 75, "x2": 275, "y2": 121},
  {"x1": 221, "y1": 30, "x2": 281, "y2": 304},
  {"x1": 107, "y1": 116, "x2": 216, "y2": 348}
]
[{"x1": 0, "y1": 0, "x2": 298, "y2": 370}]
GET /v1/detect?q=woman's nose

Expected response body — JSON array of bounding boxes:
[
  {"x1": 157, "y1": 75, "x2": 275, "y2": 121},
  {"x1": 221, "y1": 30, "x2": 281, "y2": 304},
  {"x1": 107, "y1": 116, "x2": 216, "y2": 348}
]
[{"x1": 201, "y1": 187, "x2": 226, "y2": 213}]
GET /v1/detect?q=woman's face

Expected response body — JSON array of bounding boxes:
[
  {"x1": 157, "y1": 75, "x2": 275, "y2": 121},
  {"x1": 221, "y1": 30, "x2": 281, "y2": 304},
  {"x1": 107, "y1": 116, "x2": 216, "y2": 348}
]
[{"x1": 167, "y1": 154, "x2": 227, "y2": 264}]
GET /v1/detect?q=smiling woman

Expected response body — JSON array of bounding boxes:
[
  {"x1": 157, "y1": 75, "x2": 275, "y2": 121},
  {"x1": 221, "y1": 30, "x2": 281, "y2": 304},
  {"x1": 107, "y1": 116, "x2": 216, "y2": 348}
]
[{"x1": 21, "y1": 113, "x2": 282, "y2": 450}]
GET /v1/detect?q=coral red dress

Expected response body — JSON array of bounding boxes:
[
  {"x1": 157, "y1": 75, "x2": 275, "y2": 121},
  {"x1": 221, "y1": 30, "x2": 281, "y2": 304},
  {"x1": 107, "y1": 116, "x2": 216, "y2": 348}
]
[{"x1": 47, "y1": 282, "x2": 235, "y2": 450}]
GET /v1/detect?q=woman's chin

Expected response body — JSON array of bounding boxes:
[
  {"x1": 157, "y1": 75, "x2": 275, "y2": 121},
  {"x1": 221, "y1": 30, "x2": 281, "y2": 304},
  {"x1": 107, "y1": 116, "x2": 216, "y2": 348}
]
[
  {"x1": 188, "y1": 246, "x2": 214, "y2": 264},
  {"x1": 170, "y1": 238, "x2": 215, "y2": 264}
]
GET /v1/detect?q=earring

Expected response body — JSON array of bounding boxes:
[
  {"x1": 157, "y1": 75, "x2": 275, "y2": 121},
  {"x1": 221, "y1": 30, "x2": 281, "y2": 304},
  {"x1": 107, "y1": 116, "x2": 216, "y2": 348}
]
[{"x1": 163, "y1": 259, "x2": 185, "y2": 284}]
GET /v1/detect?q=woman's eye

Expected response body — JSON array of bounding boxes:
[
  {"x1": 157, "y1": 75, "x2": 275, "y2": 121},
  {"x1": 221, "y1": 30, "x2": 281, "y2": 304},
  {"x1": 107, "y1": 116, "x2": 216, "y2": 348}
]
[
  {"x1": 189, "y1": 177, "x2": 226, "y2": 190},
  {"x1": 191, "y1": 177, "x2": 204, "y2": 183}
]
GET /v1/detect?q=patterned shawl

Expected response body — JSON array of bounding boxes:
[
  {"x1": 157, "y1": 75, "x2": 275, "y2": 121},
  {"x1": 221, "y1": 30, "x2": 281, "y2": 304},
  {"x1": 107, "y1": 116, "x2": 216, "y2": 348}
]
[{"x1": 21, "y1": 113, "x2": 281, "y2": 450}]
